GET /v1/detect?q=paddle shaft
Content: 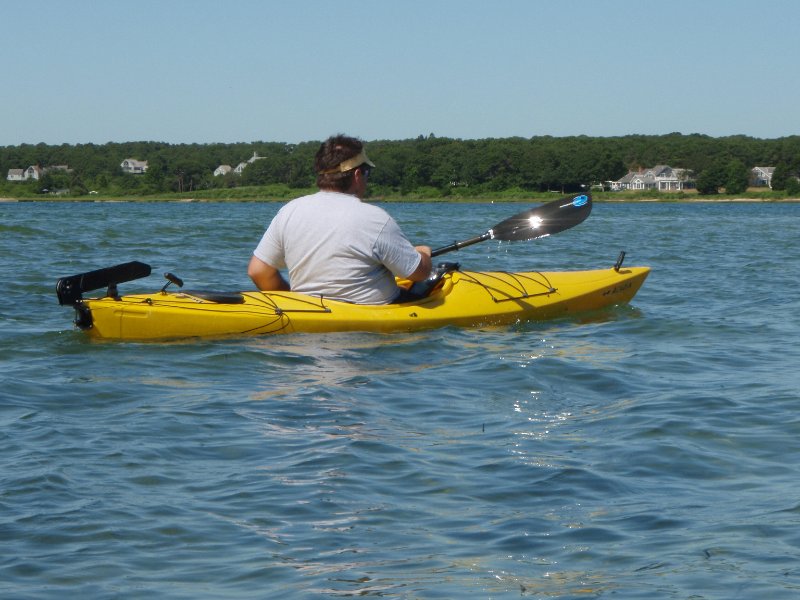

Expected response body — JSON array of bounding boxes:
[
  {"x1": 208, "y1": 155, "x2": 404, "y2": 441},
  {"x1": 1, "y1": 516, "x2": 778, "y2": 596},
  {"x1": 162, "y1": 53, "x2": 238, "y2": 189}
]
[{"x1": 431, "y1": 233, "x2": 491, "y2": 257}]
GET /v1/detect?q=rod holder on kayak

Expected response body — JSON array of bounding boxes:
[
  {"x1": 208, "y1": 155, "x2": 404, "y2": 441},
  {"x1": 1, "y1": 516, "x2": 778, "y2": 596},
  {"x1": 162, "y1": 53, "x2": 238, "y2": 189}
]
[
  {"x1": 56, "y1": 261, "x2": 151, "y2": 305},
  {"x1": 614, "y1": 251, "x2": 626, "y2": 272},
  {"x1": 161, "y1": 272, "x2": 184, "y2": 293}
]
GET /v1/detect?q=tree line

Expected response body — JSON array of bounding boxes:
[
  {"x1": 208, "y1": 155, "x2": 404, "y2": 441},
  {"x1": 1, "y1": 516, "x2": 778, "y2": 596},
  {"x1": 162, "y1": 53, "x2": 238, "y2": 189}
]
[{"x1": 2, "y1": 133, "x2": 799, "y2": 198}]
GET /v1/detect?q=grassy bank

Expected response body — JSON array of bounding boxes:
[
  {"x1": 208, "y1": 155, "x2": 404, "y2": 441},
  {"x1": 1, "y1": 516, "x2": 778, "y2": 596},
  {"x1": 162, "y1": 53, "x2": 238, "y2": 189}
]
[{"x1": 2, "y1": 186, "x2": 798, "y2": 203}]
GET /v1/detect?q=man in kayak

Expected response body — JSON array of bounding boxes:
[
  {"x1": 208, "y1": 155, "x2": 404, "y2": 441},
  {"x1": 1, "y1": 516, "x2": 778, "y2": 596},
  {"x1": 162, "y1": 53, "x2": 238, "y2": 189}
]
[{"x1": 248, "y1": 134, "x2": 432, "y2": 303}]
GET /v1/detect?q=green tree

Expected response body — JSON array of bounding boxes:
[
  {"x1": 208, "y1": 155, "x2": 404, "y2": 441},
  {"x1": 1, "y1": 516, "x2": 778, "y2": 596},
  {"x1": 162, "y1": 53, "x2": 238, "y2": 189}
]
[
  {"x1": 144, "y1": 154, "x2": 170, "y2": 192},
  {"x1": 70, "y1": 172, "x2": 88, "y2": 196},
  {"x1": 770, "y1": 162, "x2": 791, "y2": 191},
  {"x1": 724, "y1": 159, "x2": 749, "y2": 194},
  {"x1": 240, "y1": 159, "x2": 281, "y2": 186},
  {"x1": 93, "y1": 173, "x2": 110, "y2": 192},
  {"x1": 171, "y1": 159, "x2": 206, "y2": 193},
  {"x1": 4, "y1": 134, "x2": 800, "y2": 198},
  {"x1": 696, "y1": 161, "x2": 726, "y2": 195},
  {"x1": 785, "y1": 176, "x2": 800, "y2": 196}
]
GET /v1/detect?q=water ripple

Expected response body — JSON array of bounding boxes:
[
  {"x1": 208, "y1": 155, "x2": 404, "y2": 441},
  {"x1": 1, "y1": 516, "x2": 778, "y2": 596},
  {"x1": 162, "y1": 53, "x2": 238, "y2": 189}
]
[{"x1": 3, "y1": 202, "x2": 800, "y2": 598}]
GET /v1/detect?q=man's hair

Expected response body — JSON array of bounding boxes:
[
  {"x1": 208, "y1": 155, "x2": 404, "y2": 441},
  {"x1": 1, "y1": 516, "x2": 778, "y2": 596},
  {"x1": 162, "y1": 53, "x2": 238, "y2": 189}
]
[{"x1": 315, "y1": 134, "x2": 364, "y2": 191}]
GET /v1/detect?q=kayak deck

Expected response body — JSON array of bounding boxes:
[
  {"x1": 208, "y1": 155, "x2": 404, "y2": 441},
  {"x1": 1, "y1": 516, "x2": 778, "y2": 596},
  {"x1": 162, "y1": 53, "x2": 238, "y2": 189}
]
[{"x1": 68, "y1": 265, "x2": 650, "y2": 341}]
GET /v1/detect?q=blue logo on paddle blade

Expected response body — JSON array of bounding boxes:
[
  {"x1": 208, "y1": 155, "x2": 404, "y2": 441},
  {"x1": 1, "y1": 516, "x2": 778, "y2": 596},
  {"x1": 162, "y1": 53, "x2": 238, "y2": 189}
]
[{"x1": 572, "y1": 195, "x2": 588, "y2": 207}]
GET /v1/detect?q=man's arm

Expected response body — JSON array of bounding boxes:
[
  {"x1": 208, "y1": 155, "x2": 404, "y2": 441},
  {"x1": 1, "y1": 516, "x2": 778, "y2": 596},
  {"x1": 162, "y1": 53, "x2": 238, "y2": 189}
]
[
  {"x1": 248, "y1": 255, "x2": 290, "y2": 291},
  {"x1": 406, "y1": 246, "x2": 433, "y2": 282}
]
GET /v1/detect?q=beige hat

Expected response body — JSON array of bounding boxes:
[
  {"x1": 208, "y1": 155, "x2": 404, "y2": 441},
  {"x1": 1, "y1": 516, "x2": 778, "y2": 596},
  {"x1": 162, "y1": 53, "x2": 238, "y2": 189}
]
[{"x1": 319, "y1": 149, "x2": 375, "y2": 174}]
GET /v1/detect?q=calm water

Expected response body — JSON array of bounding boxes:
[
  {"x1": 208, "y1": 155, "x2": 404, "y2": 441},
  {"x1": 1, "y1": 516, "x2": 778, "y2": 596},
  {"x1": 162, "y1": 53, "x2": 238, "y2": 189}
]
[{"x1": 2, "y1": 200, "x2": 799, "y2": 599}]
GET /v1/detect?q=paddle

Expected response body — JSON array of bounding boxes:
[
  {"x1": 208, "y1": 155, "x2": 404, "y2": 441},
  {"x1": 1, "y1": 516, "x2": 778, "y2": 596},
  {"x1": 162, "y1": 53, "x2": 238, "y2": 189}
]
[{"x1": 430, "y1": 193, "x2": 592, "y2": 257}]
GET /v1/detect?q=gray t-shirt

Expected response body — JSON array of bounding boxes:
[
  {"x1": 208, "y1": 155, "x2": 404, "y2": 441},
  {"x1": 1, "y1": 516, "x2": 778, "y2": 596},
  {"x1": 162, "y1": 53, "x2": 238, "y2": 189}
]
[{"x1": 253, "y1": 191, "x2": 422, "y2": 304}]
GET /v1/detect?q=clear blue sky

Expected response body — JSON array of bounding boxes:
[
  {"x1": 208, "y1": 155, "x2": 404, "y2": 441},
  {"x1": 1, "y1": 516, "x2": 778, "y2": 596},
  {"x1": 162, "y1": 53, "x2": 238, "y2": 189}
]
[{"x1": 3, "y1": 0, "x2": 797, "y2": 145}]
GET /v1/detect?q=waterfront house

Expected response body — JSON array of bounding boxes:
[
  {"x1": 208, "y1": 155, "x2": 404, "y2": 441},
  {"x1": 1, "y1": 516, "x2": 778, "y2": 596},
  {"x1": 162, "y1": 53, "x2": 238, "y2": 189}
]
[
  {"x1": 751, "y1": 166, "x2": 775, "y2": 188},
  {"x1": 25, "y1": 165, "x2": 44, "y2": 181},
  {"x1": 7, "y1": 164, "x2": 73, "y2": 182},
  {"x1": 610, "y1": 165, "x2": 695, "y2": 192},
  {"x1": 229, "y1": 152, "x2": 264, "y2": 176},
  {"x1": 120, "y1": 158, "x2": 148, "y2": 174}
]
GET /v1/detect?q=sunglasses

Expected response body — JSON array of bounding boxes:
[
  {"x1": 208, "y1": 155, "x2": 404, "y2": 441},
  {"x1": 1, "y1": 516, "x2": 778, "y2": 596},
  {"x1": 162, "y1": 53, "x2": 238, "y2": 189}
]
[{"x1": 359, "y1": 165, "x2": 372, "y2": 179}]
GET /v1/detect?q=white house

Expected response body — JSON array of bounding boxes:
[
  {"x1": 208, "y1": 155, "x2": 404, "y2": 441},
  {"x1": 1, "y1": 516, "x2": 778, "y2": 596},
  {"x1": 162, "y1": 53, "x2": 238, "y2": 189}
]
[
  {"x1": 610, "y1": 165, "x2": 695, "y2": 191},
  {"x1": 213, "y1": 165, "x2": 233, "y2": 177},
  {"x1": 121, "y1": 158, "x2": 148, "y2": 174},
  {"x1": 227, "y1": 151, "x2": 264, "y2": 176},
  {"x1": 7, "y1": 164, "x2": 73, "y2": 182},
  {"x1": 6, "y1": 169, "x2": 25, "y2": 181},
  {"x1": 751, "y1": 166, "x2": 775, "y2": 188},
  {"x1": 25, "y1": 165, "x2": 44, "y2": 180}
]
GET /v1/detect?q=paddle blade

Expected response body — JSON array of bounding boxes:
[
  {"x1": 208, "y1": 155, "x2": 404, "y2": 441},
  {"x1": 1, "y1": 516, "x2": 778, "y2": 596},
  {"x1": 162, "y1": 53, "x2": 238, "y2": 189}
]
[{"x1": 490, "y1": 193, "x2": 592, "y2": 241}]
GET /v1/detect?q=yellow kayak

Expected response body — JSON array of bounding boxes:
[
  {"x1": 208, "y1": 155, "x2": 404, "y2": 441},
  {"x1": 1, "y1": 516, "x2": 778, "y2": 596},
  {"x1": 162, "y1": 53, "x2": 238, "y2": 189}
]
[
  {"x1": 56, "y1": 196, "x2": 649, "y2": 341},
  {"x1": 57, "y1": 260, "x2": 649, "y2": 341}
]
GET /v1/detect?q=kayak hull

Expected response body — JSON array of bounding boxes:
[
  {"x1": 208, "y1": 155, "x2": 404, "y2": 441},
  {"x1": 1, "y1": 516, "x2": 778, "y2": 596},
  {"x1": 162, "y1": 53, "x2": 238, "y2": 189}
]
[{"x1": 70, "y1": 266, "x2": 650, "y2": 341}]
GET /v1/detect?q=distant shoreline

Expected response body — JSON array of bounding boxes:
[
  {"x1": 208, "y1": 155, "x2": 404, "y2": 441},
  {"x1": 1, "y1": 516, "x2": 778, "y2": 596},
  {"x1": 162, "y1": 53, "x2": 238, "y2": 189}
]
[{"x1": 2, "y1": 196, "x2": 799, "y2": 204}]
